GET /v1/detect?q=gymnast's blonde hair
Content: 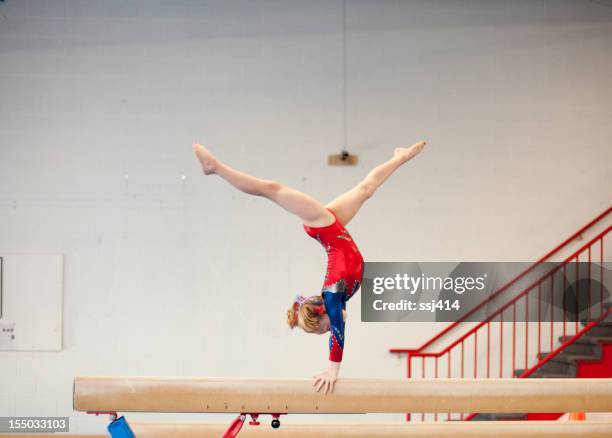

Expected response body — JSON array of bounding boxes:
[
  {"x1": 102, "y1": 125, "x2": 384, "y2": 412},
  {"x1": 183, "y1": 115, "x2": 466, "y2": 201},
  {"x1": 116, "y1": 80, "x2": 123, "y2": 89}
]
[{"x1": 287, "y1": 295, "x2": 324, "y2": 333}]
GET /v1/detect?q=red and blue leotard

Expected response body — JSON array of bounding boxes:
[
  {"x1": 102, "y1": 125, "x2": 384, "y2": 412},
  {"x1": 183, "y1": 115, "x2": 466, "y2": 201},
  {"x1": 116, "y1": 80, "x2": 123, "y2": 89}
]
[{"x1": 303, "y1": 209, "x2": 364, "y2": 362}]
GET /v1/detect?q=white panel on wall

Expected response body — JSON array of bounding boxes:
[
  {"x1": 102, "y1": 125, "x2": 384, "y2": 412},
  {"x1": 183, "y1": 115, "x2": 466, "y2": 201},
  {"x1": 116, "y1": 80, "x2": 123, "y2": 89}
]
[
  {"x1": 0, "y1": 254, "x2": 63, "y2": 351},
  {"x1": 0, "y1": 257, "x2": 3, "y2": 318}
]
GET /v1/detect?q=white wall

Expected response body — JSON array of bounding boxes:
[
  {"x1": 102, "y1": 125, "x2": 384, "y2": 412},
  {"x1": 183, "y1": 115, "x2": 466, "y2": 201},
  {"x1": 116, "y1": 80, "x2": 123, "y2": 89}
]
[{"x1": 0, "y1": 0, "x2": 610, "y2": 430}]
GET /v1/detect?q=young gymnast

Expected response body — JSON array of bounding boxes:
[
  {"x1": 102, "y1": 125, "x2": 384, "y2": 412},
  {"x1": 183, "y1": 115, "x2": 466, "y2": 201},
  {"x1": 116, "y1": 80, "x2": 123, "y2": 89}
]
[{"x1": 193, "y1": 140, "x2": 426, "y2": 394}]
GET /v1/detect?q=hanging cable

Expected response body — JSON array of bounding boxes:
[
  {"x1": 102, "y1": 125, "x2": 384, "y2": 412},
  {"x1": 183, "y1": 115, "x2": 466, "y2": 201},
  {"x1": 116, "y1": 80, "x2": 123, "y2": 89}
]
[{"x1": 341, "y1": 0, "x2": 348, "y2": 157}]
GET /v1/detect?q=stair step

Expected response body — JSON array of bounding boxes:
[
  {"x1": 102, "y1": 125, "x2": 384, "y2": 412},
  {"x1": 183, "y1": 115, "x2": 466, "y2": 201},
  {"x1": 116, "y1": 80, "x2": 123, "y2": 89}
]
[
  {"x1": 539, "y1": 359, "x2": 577, "y2": 376},
  {"x1": 537, "y1": 350, "x2": 600, "y2": 362},
  {"x1": 541, "y1": 341, "x2": 601, "y2": 358},
  {"x1": 558, "y1": 335, "x2": 600, "y2": 345},
  {"x1": 584, "y1": 325, "x2": 612, "y2": 338},
  {"x1": 588, "y1": 335, "x2": 612, "y2": 342},
  {"x1": 514, "y1": 364, "x2": 576, "y2": 379},
  {"x1": 558, "y1": 352, "x2": 601, "y2": 361},
  {"x1": 577, "y1": 306, "x2": 612, "y2": 326},
  {"x1": 521, "y1": 369, "x2": 572, "y2": 378},
  {"x1": 537, "y1": 352, "x2": 551, "y2": 360},
  {"x1": 581, "y1": 317, "x2": 612, "y2": 327},
  {"x1": 471, "y1": 413, "x2": 527, "y2": 421},
  {"x1": 561, "y1": 334, "x2": 612, "y2": 344},
  {"x1": 557, "y1": 327, "x2": 612, "y2": 342},
  {"x1": 531, "y1": 372, "x2": 572, "y2": 378}
]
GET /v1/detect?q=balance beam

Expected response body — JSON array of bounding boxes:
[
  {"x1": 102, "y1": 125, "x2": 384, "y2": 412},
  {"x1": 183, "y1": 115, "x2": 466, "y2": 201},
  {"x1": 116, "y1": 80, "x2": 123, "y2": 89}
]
[
  {"x1": 4, "y1": 422, "x2": 612, "y2": 438},
  {"x1": 73, "y1": 376, "x2": 612, "y2": 414},
  {"x1": 127, "y1": 421, "x2": 612, "y2": 438}
]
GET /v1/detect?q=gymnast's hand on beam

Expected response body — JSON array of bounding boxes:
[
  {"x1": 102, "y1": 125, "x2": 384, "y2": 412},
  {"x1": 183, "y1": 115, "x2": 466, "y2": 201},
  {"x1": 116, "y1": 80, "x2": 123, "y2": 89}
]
[{"x1": 313, "y1": 362, "x2": 340, "y2": 394}]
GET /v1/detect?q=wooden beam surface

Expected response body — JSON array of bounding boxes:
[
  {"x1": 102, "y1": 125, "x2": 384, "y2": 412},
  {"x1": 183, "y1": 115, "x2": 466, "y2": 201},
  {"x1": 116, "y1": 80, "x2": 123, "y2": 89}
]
[
  {"x1": 4, "y1": 422, "x2": 612, "y2": 438},
  {"x1": 73, "y1": 376, "x2": 612, "y2": 414},
  {"x1": 128, "y1": 421, "x2": 612, "y2": 438}
]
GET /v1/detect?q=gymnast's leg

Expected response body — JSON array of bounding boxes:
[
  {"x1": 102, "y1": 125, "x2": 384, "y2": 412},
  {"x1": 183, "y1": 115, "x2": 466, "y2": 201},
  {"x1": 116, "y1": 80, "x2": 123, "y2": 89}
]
[
  {"x1": 193, "y1": 143, "x2": 334, "y2": 227},
  {"x1": 326, "y1": 141, "x2": 426, "y2": 227}
]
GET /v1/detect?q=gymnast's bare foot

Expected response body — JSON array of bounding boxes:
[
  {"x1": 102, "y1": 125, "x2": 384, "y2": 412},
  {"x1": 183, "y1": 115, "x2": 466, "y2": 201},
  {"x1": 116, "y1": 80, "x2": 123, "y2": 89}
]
[
  {"x1": 193, "y1": 143, "x2": 218, "y2": 175},
  {"x1": 394, "y1": 141, "x2": 427, "y2": 163}
]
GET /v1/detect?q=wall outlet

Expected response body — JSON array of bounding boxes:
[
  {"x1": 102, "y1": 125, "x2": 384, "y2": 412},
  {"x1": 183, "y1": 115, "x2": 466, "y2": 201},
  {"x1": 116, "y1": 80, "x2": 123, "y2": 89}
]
[{"x1": 0, "y1": 321, "x2": 16, "y2": 348}]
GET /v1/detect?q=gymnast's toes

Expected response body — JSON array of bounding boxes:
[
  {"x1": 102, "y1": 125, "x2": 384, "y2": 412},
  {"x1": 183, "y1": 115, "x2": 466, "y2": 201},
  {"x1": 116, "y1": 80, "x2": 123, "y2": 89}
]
[
  {"x1": 193, "y1": 143, "x2": 218, "y2": 175},
  {"x1": 394, "y1": 141, "x2": 426, "y2": 161}
]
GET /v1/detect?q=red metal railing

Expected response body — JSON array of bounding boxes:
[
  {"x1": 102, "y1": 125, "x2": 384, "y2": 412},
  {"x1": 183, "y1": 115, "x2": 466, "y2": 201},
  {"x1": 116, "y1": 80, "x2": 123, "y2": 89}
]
[{"x1": 390, "y1": 207, "x2": 611, "y2": 422}]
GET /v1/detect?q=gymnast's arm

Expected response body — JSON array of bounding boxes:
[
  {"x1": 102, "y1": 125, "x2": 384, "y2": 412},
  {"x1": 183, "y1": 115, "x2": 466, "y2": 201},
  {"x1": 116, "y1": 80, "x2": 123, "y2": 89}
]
[{"x1": 313, "y1": 292, "x2": 345, "y2": 394}]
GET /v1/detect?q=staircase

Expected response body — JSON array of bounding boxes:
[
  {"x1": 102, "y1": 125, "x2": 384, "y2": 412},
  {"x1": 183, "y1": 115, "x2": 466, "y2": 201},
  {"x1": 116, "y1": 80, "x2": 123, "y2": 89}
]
[
  {"x1": 389, "y1": 206, "x2": 612, "y2": 422},
  {"x1": 521, "y1": 313, "x2": 612, "y2": 379},
  {"x1": 472, "y1": 306, "x2": 612, "y2": 421}
]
